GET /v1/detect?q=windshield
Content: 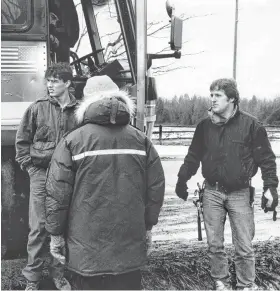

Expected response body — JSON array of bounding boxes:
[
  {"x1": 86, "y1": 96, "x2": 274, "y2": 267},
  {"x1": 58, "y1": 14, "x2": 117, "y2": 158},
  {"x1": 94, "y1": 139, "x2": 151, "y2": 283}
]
[
  {"x1": 1, "y1": 0, "x2": 32, "y2": 31},
  {"x1": 72, "y1": 0, "x2": 134, "y2": 86},
  {"x1": 74, "y1": 1, "x2": 127, "y2": 62}
]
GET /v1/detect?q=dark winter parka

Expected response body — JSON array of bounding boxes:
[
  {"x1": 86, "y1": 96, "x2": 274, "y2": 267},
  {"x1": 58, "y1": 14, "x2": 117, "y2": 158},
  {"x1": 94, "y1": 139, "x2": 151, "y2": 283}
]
[
  {"x1": 178, "y1": 107, "x2": 278, "y2": 191},
  {"x1": 15, "y1": 94, "x2": 78, "y2": 170},
  {"x1": 45, "y1": 90, "x2": 165, "y2": 276}
]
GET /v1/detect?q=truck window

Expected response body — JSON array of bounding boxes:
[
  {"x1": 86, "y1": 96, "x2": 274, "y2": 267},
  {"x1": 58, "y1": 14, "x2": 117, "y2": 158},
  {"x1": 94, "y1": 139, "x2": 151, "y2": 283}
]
[
  {"x1": 1, "y1": 0, "x2": 31, "y2": 32},
  {"x1": 49, "y1": 0, "x2": 79, "y2": 62},
  {"x1": 73, "y1": 1, "x2": 134, "y2": 84}
]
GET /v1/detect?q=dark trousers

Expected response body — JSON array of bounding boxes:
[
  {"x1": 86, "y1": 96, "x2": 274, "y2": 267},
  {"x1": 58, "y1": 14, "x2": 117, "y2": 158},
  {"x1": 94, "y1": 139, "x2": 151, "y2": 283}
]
[
  {"x1": 22, "y1": 168, "x2": 64, "y2": 281},
  {"x1": 70, "y1": 270, "x2": 142, "y2": 290}
]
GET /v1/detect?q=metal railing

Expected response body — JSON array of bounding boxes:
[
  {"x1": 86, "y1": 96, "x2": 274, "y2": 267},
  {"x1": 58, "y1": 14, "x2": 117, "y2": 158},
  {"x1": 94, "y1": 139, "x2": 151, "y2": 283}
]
[{"x1": 152, "y1": 125, "x2": 280, "y2": 142}]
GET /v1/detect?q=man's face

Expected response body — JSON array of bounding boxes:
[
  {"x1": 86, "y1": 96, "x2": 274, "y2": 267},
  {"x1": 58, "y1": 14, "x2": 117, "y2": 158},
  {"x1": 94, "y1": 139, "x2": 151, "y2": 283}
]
[
  {"x1": 46, "y1": 77, "x2": 70, "y2": 98},
  {"x1": 210, "y1": 89, "x2": 233, "y2": 115}
]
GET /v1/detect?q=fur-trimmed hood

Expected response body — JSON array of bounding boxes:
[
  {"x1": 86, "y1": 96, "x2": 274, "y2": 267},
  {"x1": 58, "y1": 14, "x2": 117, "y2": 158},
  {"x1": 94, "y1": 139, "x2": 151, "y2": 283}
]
[{"x1": 75, "y1": 90, "x2": 135, "y2": 126}]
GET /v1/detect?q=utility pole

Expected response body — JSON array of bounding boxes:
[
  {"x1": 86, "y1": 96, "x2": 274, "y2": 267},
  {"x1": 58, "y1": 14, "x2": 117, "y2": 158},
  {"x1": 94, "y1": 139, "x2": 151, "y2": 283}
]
[
  {"x1": 233, "y1": 0, "x2": 238, "y2": 80},
  {"x1": 135, "y1": 0, "x2": 147, "y2": 132}
]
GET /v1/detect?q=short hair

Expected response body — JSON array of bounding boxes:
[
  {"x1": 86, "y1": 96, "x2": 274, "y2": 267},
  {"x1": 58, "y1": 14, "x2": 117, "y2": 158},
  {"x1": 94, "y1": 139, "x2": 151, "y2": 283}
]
[
  {"x1": 210, "y1": 78, "x2": 240, "y2": 105},
  {"x1": 44, "y1": 62, "x2": 73, "y2": 82}
]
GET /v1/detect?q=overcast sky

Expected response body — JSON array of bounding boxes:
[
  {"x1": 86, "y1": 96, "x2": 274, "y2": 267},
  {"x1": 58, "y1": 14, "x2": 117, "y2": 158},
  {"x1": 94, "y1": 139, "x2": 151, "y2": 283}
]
[
  {"x1": 75, "y1": 0, "x2": 280, "y2": 99},
  {"x1": 147, "y1": 0, "x2": 280, "y2": 99}
]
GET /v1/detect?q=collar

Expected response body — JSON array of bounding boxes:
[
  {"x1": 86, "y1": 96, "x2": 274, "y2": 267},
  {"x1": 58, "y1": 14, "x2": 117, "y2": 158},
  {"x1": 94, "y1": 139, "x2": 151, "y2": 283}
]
[
  {"x1": 48, "y1": 93, "x2": 78, "y2": 108},
  {"x1": 208, "y1": 105, "x2": 238, "y2": 125}
]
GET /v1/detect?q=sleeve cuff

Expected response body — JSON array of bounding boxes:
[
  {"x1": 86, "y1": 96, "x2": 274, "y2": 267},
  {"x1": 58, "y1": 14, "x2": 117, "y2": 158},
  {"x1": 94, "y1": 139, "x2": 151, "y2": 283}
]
[
  {"x1": 24, "y1": 163, "x2": 32, "y2": 172},
  {"x1": 25, "y1": 163, "x2": 35, "y2": 173}
]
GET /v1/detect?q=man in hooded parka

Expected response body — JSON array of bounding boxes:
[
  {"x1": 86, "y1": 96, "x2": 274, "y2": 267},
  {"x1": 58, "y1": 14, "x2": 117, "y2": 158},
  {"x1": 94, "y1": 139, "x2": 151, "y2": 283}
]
[{"x1": 45, "y1": 75, "x2": 165, "y2": 290}]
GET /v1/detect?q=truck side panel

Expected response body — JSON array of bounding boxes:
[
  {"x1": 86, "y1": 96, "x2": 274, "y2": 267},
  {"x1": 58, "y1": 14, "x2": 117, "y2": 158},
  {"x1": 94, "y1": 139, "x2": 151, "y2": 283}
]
[{"x1": 2, "y1": 40, "x2": 47, "y2": 145}]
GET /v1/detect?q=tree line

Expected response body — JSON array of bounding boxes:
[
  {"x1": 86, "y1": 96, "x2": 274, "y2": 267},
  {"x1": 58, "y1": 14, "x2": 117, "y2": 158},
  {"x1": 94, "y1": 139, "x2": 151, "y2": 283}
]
[{"x1": 155, "y1": 94, "x2": 280, "y2": 126}]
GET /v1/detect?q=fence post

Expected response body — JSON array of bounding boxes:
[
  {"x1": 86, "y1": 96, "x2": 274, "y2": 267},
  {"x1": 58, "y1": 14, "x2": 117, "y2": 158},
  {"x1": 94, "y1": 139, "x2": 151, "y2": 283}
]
[{"x1": 159, "y1": 125, "x2": 162, "y2": 144}]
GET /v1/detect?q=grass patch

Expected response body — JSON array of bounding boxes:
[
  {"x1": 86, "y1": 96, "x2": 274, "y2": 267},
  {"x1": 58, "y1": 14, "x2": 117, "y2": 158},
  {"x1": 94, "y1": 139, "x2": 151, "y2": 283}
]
[
  {"x1": 142, "y1": 238, "x2": 280, "y2": 290},
  {"x1": 2, "y1": 238, "x2": 280, "y2": 290}
]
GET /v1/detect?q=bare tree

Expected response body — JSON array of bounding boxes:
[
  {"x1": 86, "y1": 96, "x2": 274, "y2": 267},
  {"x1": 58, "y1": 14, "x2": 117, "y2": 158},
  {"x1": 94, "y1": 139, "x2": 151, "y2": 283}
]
[
  {"x1": 75, "y1": 26, "x2": 88, "y2": 53},
  {"x1": 73, "y1": 0, "x2": 211, "y2": 75}
]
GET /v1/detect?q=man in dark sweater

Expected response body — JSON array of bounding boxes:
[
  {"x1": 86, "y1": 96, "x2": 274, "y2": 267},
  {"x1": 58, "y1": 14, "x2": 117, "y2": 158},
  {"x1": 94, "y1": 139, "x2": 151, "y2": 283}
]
[{"x1": 175, "y1": 78, "x2": 278, "y2": 290}]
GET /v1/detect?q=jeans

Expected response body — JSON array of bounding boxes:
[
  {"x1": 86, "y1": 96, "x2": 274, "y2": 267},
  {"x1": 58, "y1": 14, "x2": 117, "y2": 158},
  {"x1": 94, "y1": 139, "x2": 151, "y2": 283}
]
[
  {"x1": 203, "y1": 186, "x2": 255, "y2": 288},
  {"x1": 22, "y1": 167, "x2": 64, "y2": 282},
  {"x1": 70, "y1": 270, "x2": 142, "y2": 290}
]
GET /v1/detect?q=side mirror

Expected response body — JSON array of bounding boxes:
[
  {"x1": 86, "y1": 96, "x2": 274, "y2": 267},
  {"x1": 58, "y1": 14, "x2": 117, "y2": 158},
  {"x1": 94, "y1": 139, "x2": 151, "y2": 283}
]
[
  {"x1": 170, "y1": 15, "x2": 183, "y2": 51},
  {"x1": 166, "y1": 0, "x2": 175, "y2": 18}
]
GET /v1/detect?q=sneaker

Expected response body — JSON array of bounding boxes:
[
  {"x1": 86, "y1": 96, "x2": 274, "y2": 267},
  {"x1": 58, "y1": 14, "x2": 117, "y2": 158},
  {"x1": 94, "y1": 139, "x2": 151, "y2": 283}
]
[
  {"x1": 215, "y1": 280, "x2": 231, "y2": 290},
  {"x1": 25, "y1": 281, "x2": 40, "y2": 291},
  {"x1": 242, "y1": 283, "x2": 259, "y2": 291},
  {"x1": 53, "y1": 277, "x2": 71, "y2": 290}
]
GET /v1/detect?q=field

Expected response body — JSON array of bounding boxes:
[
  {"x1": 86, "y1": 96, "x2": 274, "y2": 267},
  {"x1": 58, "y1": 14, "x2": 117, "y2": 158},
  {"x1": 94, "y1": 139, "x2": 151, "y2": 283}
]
[
  {"x1": 1, "y1": 143, "x2": 280, "y2": 290},
  {"x1": 153, "y1": 155, "x2": 280, "y2": 244}
]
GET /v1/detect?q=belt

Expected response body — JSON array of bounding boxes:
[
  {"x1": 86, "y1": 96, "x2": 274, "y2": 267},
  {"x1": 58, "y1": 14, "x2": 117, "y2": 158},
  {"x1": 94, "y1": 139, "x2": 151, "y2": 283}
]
[{"x1": 205, "y1": 180, "x2": 250, "y2": 194}]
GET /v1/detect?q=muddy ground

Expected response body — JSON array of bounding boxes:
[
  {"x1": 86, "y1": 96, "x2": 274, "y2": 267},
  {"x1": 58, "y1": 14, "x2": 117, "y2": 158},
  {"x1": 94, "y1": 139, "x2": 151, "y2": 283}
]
[{"x1": 153, "y1": 157, "x2": 280, "y2": 244}]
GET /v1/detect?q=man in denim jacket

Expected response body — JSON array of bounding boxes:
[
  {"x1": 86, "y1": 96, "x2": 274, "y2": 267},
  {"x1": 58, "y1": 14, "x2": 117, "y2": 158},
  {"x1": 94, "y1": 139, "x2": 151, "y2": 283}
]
[
  {"x1": 15, "y1": 62, "x2": 78, "y2": 290},
  {"x1": 176, "y1": 78, "x2": 278, "y2": 290}
]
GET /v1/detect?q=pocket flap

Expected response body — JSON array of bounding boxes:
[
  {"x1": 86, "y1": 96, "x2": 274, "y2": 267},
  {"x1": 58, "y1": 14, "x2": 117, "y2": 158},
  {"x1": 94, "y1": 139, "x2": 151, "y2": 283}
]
[{"x1": 33, "y1": 141, "x2": 56, "y2": 150}]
